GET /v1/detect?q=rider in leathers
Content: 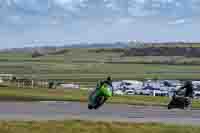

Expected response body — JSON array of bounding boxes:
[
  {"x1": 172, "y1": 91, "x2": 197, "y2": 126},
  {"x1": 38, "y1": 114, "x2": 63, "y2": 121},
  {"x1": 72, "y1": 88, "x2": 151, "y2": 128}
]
[{"x1": 176, "y1": 80, "x2": 194, "y2": 109}]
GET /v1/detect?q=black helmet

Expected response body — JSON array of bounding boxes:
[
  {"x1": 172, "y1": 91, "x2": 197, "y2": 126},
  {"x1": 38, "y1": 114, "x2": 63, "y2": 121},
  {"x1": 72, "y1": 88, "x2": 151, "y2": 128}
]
[
  {"x1": 185, "y1": 80, "x2": 192, "y2": 86},
  {"x1": 107, "y1": 76, "x2": 112, "y2": 81}
]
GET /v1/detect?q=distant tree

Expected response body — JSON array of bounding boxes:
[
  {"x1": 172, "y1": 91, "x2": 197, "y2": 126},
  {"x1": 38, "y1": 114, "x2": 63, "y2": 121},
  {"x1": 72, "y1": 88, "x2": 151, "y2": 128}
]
[
  {"x1": 32, "y1": 51, "x2": 43, "y2": 58},
  {"x1": 11, "y1": 76, "x2": 17, "y2": 82},
  {"x1": 48, "y1": 81, "x2": 54, "y2": 89}
]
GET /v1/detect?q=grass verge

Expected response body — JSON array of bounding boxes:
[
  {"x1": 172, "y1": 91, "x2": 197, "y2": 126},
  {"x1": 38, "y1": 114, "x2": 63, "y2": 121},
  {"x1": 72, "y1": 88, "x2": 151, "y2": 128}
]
[
  {"x1": 0, "y1": 120, "x2": 199, "y2": 133},
  {"x1": 1, "y1": 86, "x2": 200, "y2": 108}
]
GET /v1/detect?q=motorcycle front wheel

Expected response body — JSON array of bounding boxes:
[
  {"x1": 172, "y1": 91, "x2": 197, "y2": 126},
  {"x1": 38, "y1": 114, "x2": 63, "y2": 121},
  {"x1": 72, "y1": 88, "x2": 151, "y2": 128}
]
[
  {"x1": 93, "y1": 96, "x2": 105, "y2": 109},
  {"x1": 88, "y1": 103, "x2": 94, "y2": 110}
]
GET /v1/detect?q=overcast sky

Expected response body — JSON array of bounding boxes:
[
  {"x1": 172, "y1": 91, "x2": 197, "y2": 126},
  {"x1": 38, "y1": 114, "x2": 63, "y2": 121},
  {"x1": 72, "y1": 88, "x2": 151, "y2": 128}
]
[{"x1": 0, "y1": 0, "x2": 200, "y2": 49}]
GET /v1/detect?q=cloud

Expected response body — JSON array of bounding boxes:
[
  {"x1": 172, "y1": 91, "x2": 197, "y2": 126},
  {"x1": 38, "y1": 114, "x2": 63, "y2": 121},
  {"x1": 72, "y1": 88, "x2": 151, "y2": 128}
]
[
  {"x1": 7, "y1": 15, "x2": 22, "y2": 24},
  {"x1": 191, "y1": 0, "x2": 200, "y2": 13},
  {"x1": 1, "y1": 0, "x2": 200, "y2": 49},
  {"x1": 11, "y1": 0, "x2": 50, "y2": 13},
  {"x1": 53, "y1": 0, "x2": 83, "y2": 11},
  {"x1": 104, "y1": 0, "x2": 120, "y2": 11},
  {"x1": 1, "y1": 0, "x2": 199, "y2": 29},
  {"x1": 0, "y1": 0, "x2": 200, "y2": 18},
  {"x1": 168, "y1": 18, "x2": 191, "y2": 25}
]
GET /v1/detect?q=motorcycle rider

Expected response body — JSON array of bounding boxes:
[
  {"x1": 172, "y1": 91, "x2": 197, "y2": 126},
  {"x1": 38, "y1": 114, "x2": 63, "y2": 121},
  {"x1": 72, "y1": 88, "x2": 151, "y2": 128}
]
[
  {"x1": 176, "y1": 80, "x2": 194, "y2": 109},
  {"x1": 97, "y1": 76, "x2": 113, "y2": 94},
  {"x1": 95, "y1": 76, "x2": 114, "y2": 96},
  {"x1": 89, "y1": 76, "x2": 113, "y2": 109},
  {"x1": 97, "y1": 76, "x2": 113, "y2": 105}
]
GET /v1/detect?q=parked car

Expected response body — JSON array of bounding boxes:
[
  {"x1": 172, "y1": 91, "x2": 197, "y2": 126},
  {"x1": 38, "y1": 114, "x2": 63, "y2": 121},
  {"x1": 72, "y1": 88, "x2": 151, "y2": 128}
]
[
  {"x1": 152, "y1": 90, "x2": 169, "y2": 96},
  {"x1": 140, "y1": 89, "x2": 151, "y2": 95},
  {"x1": 194, "y1": 91, "x2": 200, "y2": 99},
  {"x1": 120, "y1": 80, "x2": 143, "y2": 91},
  {"x1": 125, "y1": 89, "x2": 135, "y2": 95},
  {"x1": 114, "y1": 90, "x2": 124, "y2": 95},
  {"x1": 112, "y1": 81, "x2": 123, "y2": 90},
  {"x1": 141, "y1": 86, "x2": 157, "y2": 95},
  {"x1": 135, "y1": 88, "x2": 143, "y2": 95}
]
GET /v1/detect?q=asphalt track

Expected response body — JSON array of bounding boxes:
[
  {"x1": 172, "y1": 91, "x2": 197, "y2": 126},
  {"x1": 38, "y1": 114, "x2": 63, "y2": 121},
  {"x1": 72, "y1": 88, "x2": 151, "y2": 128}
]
[{"x1": 0, "y1": 101, "x2": 200, "y2": 125}]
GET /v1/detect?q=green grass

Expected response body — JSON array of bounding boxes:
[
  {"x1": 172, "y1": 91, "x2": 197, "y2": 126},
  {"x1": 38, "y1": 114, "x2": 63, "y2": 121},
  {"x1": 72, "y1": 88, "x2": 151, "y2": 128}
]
[
  {"x1": 0, "y1": 87, "x2": 88, "y2": 102},
  {"x1": 2, "y1": 61, "x2": 200, "y2": 87},
  {"x1": 44, "y1": 63, "x2": 200, "y2": 81},
  {"x1": 0, "y1": 120, "x2": 199, "y2": 133},
  {"x1": 1, "y1": 48, "x2": 200, "y2": 88},
  {"x1": 1, "y1": 86, "x2": 200, "y2": 108}
]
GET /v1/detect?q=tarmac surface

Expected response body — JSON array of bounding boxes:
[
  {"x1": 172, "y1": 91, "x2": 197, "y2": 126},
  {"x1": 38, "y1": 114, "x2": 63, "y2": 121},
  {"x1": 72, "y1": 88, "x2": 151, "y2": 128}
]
[{"x1": 0, "y1": 101, "x2": 200, "y2": 125}]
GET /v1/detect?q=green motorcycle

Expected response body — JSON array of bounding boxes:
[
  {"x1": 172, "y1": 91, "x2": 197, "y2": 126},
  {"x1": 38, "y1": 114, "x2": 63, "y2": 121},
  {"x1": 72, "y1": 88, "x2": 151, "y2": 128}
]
[{"x1": 88, "y1": 82, "x2": 113, "y2": 110}]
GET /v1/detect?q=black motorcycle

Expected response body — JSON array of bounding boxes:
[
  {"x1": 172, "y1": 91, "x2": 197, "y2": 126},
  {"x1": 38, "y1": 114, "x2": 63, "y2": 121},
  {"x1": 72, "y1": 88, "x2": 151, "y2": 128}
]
[{"x1": 168, "y1": 91, "x2": 191, "y2": 110}]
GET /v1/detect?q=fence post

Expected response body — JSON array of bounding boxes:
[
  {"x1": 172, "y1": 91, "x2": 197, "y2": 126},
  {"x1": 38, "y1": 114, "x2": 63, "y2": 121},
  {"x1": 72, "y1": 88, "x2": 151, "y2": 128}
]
[{"x1": 32, "y1": 80, "x2": 34, "y2": 88}]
